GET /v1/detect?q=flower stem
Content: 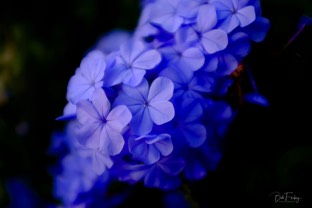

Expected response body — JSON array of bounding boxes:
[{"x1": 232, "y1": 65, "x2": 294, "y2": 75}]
[
  {"x1": 284, "y1": 24, "x2": 306, "y2": 49},
  {"x1": 181, "y1": 183, "x2": 200, "y2": 208}
]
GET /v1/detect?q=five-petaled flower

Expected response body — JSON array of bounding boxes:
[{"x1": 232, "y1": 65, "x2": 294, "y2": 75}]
[
  {"x1": 105, "y1": 40, "x2": 161, "y2": 87},
  {"x1": 212, "y1": 0, "x2": 256, "y2": 33},
  {"x1": 128, "y1": 134, "x2": 174, "y2": 164},
  {"x1": 76, "y1": 88, "x2": 132, "y2": 156},
  {"x1": 67, "y1": 50, "x2": 106, "y2": 104},
  {"x1": 114, "y1": 77, "x2": 175, "y2": 135}
]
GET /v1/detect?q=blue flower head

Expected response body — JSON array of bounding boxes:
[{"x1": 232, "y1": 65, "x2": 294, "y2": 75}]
[{"x1": 53, "y1": 0, "x2": 270, "y2": 204}]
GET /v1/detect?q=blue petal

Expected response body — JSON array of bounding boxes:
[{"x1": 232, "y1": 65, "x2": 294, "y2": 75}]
[
  {"x1": 237, "y1": 6, "x2": 256, "y2": 27},
  {"x1": 145, "y1": 133, "x2": 170, "y2": 144},
  {"x1": 179, "y1": 47, "x2": 205, "y2": 71},
  {"x1": 204, "y1": 55, "x2": 218, "y2": 72},
  {"x1": 158, "y1": 157, "x2": 185, "y2": 175},
  {"x1": 76, "y1": 123, "x2": 101, "y2": 149},
  {"x1": 133, "y1": 49, "x2": 161, "y2": 69},
  {"x1": 144, "y1": 166, "x2": 181, "y2": 190},
  {"x1": 201, "y1": 29, "x2": 228, "y2": 54},
  {"x1": 129, "y1": 136, "x2": 161, "y2": 164},
  {"x1": 116, "y1": 163, "x2": 149, "y2": 183},
  {"x1": 182, "y1": 100, "x2": 203, "y2": 123},
  {"x1": 233, "y1": 0, "x2": 250, "y2": 9},
  {"x1": 246, "y1": 17, "x2": 270, "y2": 42},
  {"x1": 191, "y1": 74, "x2": 214, "y2": 93},
  {"x1": 79, "y1": 50, "x2": 106, "y2": 82},
  {"x1": 145, "y1": 145, "x2": 161, "y2": 164},
  {"x1": 244, "y1": 92, "x2": 270, "y2": 107},
  {"x1": 196, "y1": 5, "x2": 217, "y2": 32},
  {"x1": 76, "y1": 100, "x2": 100, "y2": 124},
  {"x1": 177, "y1": 0, "x2": 201, "y2": 19},
  {"x1": 103, "y1": 60, "x2": 127, "y2": 86},
  {"x1": 95, "y1": 29, "x2": 131, "y2": 54},
  {"x1": 107, "y1": 105, "x2": 132, "y2": 132},
  {"x1": 114, "y1": 95, "x2": 143, "y2": 115},
  {"x1": 66, "y1": 74, "x2": 97, "y2": 104},
  {"x1": 151, "y1": 1, "x2": 183, "y2": 33},
  {"x1": 122, "y1": 68, "x2": 147, "y2": 87},
  {"x1": 92, "y1": 150, "x2": 113, "y2": 175},
  {"x1": 216, "y1": 53, "x2": 238, "y2": 75},
  {"x1": 56, "y1": 102, "x2": 76, "y2": 121},
  {"x1": 91, "y1": 88, "x2": 111, "y2": 118},
  {"x1": 101, "y1": 124, "x2": 125, "y2": 155},
  {"x1": 184, "y1": 161, "x2": 206, "y2": 180},
  {"x1": 152, "y1": 135, "x2": 173, "y2": 156},
  {"x1": 121, "y1": 79, "x2": 149, "y2": 103},
  {"x1": 212, "y1": 1, "x2": 232, "y2": 19},
  {"x1": 160, "y1": 66, "x2": 193, "y2": 87},
  {"x1": 181, "y1": 124, "x2": 206, "y2": 147},
  {"x1": 149, "y1": 101, "x2": 175, "y2": 125},
  {"x1": 148, "y1": 77, "x2": 174, "y2": 102},
  {"x1": 120, "y1": 40, "x2": 145, "y2": 63},
  {"x1": 131, "y1": 107, "x2": 153, "y2": 135},
  {"x1": 128, "y1": 138, "x2": 149, "y2": 160},
  {"x1": 176, "y1": 26, "x2": 198, "y2": 44},
  {"x1": 219, "y1": 14, "x2": 240, "y2": 33},
  {"x1": 229, "y1": 32, "x2": 250, "y2": 57},
  {"x1": 66, "y1": 51, "x2": 105, "y2": 104}
]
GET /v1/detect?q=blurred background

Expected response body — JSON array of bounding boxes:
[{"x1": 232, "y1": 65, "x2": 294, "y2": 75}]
[{"x1": 0, "y1": 0, "x2": 312, "y2": 207}]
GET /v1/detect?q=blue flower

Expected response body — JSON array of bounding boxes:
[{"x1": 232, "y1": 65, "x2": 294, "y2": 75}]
[
  {"x1": 128, "y1": 133, "x2": 173, "y2": 164},
  {"x1": 134, "y1": 4, "x2": 159, "y2": 39},
  {"x1": 143, "y1": 156, "x2": 185, "y2": 190},
  {"x1": 114, "y1": 77, "x2": 174, "y2": 135},
  {"x1": 54, "y1": 153, "x2": 99, "y2": 206},
  {"x1": 66, "y1": 50, "x2": 106, "y2": 104},
  {"x1": 95, "y1": 29, "x2": 131, "y2": 54},
  {"x1": 160, "y1": 65, "x2": 213, "y2": 99},
  {"x1": 116, "y1": 156, "x2": 185, "y2": 190},
  {"x1": 149, "y1": 0, "x2": 200, "y2": 33},
  {"x1": 160, "y1": 28, "x2": 205, "y2": 71},
  {"x1": 171, "y1": 99, "x2": 207, "y2": 148},
  {"x1": 192, "y1": 5, "x2": 228, "y2": 54},
  {"x1": 76, "y1": 88, "x2": 132, "y2": 156},
  {"x1": 242, "y1": 16, "x2": 270, "y2": 42},
  {"x1": 204, "y1": 32, "x2": 251, "y2": 75},
  {"x1": 212, "y1": 0, "x2": 256, "y2": 33},
  {"x1": 104, "y1": 40, "x2": 161, "y2": 86}
]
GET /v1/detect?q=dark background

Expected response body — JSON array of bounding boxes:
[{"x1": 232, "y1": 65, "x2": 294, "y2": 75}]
[{"x1": 1, "y1": 0, "x2": 311, "y2": 207}]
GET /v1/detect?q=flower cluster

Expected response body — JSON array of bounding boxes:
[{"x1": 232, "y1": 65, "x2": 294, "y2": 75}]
[{"x1": 52, "y1": 0, "x2": 269, "y2": 206}]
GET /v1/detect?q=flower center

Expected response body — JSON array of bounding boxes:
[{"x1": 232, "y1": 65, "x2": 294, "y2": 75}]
[
  {"x1": 100, "y1": 116, "x2": 107, "y2": 123},
  {"x1": 231, "y1": 9, "x2": 237, "y2": 14}
]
